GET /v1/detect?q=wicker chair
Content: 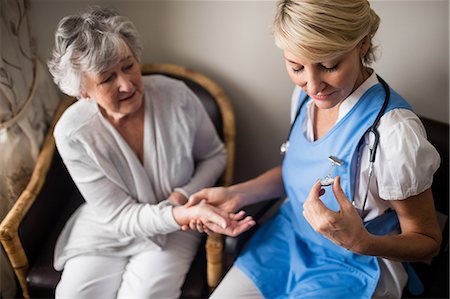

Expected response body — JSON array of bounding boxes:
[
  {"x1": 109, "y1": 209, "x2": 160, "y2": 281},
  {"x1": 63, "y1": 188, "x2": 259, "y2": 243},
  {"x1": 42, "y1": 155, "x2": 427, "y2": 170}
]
[{"x1": 0, "y1": 63, "x2": 235, "y2": 298}]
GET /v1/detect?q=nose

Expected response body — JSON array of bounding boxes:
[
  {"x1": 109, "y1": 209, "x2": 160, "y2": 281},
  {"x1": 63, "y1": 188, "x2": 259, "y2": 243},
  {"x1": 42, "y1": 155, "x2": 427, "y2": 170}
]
[
  {"x1": 302, "y1": 71, "x2": 325, "y2": 95},
  {"x1": 117, "y1": 73, "x2": 134, "y2": 93}
]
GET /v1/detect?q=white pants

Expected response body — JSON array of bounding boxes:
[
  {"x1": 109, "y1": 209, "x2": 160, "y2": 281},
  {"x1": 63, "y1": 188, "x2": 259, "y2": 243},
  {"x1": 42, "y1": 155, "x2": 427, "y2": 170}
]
[
  {"x1": 210, "y1": 266, "x2": 262, "y2": 299},
  {"x1": 211, "y1": 264, "x2": 403, "y2": 299},
  {"x1": 55, "y1": 230, "x2": 201, "y2": 299}
]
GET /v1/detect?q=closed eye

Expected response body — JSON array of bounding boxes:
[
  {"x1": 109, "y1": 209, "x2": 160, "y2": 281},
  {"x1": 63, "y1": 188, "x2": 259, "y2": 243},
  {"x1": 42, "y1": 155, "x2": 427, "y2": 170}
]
[
  {"x1": 319, "y1": 64, "x2": 338, "y2": 72},
  {"x1": 291, "y1": 66, "x2": 303, "y2": 73},
  {"x1": 100, "y1": 74, "x2": 114, "y2": 84},
  {"x1": 123, "y1": 63, "x2": 134, "y2": 71}
]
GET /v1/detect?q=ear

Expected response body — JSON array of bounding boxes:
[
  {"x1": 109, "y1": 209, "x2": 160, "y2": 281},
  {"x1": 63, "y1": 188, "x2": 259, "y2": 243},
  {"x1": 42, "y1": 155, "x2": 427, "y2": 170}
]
[
  {"x1": 359, "y1": 35, "x2": 371, "y2": 58},
  {"x1": 79, "y1": 89, "x2": 90, "y2": 100}
]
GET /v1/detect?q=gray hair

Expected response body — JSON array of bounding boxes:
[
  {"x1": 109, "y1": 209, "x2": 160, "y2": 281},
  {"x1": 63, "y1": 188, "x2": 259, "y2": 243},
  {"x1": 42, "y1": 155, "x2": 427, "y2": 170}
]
[
  {"x1": 273, "y1": 0, "x2": 380, "y2": 64},
  {"x1": 47, "y1": 7, "x2": 143, "y2": 98}
]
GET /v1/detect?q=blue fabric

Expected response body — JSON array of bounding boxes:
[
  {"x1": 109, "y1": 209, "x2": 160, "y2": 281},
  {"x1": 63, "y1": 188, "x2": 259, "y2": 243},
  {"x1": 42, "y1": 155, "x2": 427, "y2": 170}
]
[
  {"x1": 403, "y1": 263, "x2": 425, "y2": 295},
  {"x1": 236, "y1": 82, "x2": 412, "y2": 299}
]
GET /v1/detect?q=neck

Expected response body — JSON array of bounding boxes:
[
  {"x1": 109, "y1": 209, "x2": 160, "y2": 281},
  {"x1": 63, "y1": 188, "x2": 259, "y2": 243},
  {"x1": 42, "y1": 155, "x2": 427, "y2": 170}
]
[
  {"x1": 101, "y1": 102, "x2": 144, "y2": 128},
  {"x1": 356, "y1": 66, "x2": 371, "y2": 89}
]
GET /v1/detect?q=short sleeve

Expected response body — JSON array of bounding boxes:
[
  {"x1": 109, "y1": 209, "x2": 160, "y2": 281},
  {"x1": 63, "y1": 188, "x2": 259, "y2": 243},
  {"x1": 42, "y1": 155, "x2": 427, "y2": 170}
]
[{"x1": 375, "y1": 109, "x2": 441, "y2": 200}]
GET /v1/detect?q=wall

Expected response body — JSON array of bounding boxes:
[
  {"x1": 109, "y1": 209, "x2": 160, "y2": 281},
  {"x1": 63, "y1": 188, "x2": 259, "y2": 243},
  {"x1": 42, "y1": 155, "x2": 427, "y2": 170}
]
[{"x1": 29, "y1": 0, "x2": 449, "y2": 183}]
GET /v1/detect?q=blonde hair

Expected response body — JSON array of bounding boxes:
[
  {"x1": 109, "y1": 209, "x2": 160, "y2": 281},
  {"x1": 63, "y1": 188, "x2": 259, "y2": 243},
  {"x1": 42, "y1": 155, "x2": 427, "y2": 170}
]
[{"x1": 273, "y1": 0, "x2": 380, "y2": 64}]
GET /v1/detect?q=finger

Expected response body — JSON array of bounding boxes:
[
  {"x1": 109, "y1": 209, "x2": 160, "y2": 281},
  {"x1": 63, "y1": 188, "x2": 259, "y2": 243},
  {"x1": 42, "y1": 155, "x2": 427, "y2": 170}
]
[
  {"x1": 204, "y1": 226, "x2": 213, "y2": 235},
  {"x1": 203, "y1": 209, "x2": 228, "y2": 229},
  {"x1": 181, "y1": 224, "x2": 189, "y2": 231},
  {"x1": 229, "y1": 210, "x2": 246, "y2": 221},
  {"x1": 304, "y1": 180, "x2": 329, "y2": 211},
  {"x1": 307, "y1": 180, "x2": 324, "y2": 202},
  {"x1": 186, "y1": 189, "x2": 208, "y2": 207},
  {"x1": 332, "y1": 176, "x2": 352, "y2": 210},
  {"x1": 196, "y1": 220, "x2": 205, "y2": 233},
  {"x1": 224, "y1": 217, "x2": 256, "y2": 236},
  {"x1": 229, "y1": 217, "x2": 256, "y2": 236},
  {"x1": 203, "y1": 222, "x2": 223, "y2": 234},
  {"x1": 319, "y1": 188, "x2": 325, "y2": 197},
  {"x1": 189, "y1": 220, "x2": 197, "y2": 231}
]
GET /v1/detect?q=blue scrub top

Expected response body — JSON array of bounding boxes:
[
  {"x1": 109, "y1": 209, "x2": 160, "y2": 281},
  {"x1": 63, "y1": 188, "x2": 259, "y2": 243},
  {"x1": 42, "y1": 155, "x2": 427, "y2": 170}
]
[{"x1": 236, "y1": 81, "x2": 412, "y2": 299}]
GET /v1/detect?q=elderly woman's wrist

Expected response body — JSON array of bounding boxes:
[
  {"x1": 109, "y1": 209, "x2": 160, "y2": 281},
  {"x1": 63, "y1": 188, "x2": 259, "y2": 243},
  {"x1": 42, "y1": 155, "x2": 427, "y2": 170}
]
[{"x1": 172, "y1": 205, "x2": 189, "y2": 226}]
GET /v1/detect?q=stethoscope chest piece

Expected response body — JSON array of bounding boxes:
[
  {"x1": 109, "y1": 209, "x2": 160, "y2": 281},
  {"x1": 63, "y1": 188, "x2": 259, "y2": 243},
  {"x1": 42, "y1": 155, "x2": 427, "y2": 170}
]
[{"x1": 320, "y1": 156, "x2": 344, "y2": 186}]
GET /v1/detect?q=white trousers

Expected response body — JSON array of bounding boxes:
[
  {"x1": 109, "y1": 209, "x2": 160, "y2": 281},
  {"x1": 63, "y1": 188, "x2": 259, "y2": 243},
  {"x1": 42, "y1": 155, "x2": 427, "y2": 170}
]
[
  {"x1": 210, "y1": 266, "x2": 262, "y2": 299},
  {"x1": 55, "y1": 230, "x2": 201, "y2": 299},
  {"x1": 211, "y1": 264, "x2": 402, "y2": 299}
]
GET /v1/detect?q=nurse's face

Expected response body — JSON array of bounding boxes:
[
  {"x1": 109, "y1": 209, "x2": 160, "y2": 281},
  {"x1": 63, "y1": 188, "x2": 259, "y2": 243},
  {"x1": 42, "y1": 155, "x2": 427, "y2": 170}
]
[
  {"x1": 284, "y1": 44, "x2": 367, "y2": 111},
  {"x1": 80, "y1": 46, "x2": 144, "y2": 122}
]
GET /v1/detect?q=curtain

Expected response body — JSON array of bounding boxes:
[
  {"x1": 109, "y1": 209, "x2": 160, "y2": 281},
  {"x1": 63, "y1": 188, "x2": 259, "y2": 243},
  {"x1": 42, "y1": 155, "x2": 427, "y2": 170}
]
[{"x1": 0, "y1": 0, "x2": 60, "y2": 296}]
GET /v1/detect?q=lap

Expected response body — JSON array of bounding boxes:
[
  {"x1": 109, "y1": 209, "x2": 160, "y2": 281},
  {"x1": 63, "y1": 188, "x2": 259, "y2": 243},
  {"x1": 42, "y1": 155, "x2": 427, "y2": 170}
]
[{"x1": 56, "y1": 230, "x2": 201, "y2": 299}]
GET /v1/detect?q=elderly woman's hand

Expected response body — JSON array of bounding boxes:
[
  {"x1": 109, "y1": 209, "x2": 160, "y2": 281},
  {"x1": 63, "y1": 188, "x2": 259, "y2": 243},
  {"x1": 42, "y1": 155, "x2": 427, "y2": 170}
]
[
  {"x1": 173, "y1": 202, "x2": 255, "y2": 237},
  {"x1": 181, "y1": 187, "x2": 243, "y2": 233},
  {"x1": 302, "y1": 176, "x2": 369, "y2": 252},
  {"x1": 203, "y1": 212, "x2": 256, "y2": 237}
]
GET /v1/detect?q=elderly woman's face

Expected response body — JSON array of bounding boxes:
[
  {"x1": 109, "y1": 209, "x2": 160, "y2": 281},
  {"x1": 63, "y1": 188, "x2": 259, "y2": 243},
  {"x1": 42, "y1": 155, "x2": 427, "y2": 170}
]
[
  {"x1": 283, "y1": 44, "x2": 367, "y2": 111},
  {"x1": 81, "y1": 48, "x2": 144, "y2": 121}
]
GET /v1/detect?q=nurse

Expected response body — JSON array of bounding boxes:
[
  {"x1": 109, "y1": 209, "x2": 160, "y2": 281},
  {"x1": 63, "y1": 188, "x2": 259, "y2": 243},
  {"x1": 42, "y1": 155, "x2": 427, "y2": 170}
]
[{"x1": 187, "y1": 0, "x2": 442, "y2": 298}]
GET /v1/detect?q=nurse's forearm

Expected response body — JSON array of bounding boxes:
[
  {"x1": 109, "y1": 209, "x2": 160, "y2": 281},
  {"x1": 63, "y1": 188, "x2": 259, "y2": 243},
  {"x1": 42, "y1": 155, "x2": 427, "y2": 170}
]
[
  {"x1": 352, "y1": 189, "x2": 442, "y2": 261},
  {"x1": 230, "y1": 166, "x2": 285, "y2": 210},
  {"x1": 354, "y1": 232, "x2": 441, "y2": 262}
]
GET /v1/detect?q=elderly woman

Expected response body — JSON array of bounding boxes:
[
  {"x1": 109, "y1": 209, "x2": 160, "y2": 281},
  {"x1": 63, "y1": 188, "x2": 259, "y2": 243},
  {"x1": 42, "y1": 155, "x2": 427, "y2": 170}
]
[
  {"x1": 47, "y1": 7, "x2": 254, "y2": 298},
  {"x1": 188, "y1": 0, "x2": 442, "y2": 298}
]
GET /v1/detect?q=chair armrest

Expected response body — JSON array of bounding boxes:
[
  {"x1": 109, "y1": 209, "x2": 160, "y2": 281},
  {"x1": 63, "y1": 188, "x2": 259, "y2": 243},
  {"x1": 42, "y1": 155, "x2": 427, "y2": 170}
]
[{"x1": 0, "y1": 98, "x2": 74, "y2": 299}]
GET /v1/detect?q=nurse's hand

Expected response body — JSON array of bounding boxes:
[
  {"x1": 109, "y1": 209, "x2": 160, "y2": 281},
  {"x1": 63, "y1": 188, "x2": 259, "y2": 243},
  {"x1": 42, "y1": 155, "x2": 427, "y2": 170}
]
[
  {"x1": 175, "y1": 201, "x2": 255, "y2": 237},
  {"x1": 302, "y1": 176, "x2": 369, "y2": 252},
  {"x1": 183, "y1": 187, "x2": 243, "y2": 232},
  {"x1": 186, "y1": 186, "x2": 241, "y2": 213}
]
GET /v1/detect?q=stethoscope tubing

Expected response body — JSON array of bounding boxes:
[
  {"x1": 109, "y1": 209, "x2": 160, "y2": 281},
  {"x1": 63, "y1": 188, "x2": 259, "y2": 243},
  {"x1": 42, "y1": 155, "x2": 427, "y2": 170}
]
[{"x1": 282, "y1": 75, "x2": 391, "y2": 215}]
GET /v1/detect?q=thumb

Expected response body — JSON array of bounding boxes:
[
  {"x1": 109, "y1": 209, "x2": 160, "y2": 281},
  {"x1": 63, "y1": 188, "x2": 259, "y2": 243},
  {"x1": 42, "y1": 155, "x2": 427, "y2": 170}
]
[
  {"x1": 332, "y1": 176, "x2": 352, "y2": 209},
  {"x1": 186, "y1": 189, "x2": 208, "y2": 207}
]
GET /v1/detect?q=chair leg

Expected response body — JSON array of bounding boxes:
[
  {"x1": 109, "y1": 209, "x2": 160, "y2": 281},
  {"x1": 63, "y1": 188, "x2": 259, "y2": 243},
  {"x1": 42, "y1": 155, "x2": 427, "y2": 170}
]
[
  {"x1": 206, "y1": 233, "x2": 224, "y2": 291},
  {"x1": 0, "y1": 234, "x2": 30, "y2": 298}
]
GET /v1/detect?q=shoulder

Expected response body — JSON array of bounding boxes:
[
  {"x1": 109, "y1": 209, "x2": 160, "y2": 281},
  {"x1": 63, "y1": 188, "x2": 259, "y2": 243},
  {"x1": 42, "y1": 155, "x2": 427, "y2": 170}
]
[
  {"x1": 378, "y1": 109, "x2": 427, "y2": 139},
  {"x1": 143, "y1": 74, "x2": 202, "y2": 112},
  {"x1": 142, "y1": 74, "x2": 190, "y2": 96},
  {"x1": 54, "y1": 100, "x2": 99, "y2": 142},
  {"x1": 376, "y1": 108, "x2": 440, "y2": 199}
]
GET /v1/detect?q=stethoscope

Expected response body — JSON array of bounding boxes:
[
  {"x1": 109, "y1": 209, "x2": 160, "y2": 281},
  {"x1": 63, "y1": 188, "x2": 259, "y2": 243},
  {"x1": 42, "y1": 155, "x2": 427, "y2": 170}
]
[{"x1": 280, "y1": 75, "x2": 390, "y2": 216}]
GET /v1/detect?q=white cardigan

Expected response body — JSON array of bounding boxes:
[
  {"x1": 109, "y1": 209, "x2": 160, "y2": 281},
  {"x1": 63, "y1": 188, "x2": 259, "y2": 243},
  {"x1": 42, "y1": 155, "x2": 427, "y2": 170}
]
[{"x1": 53, "y1": 75, "x2": 226, "y2": 270}]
